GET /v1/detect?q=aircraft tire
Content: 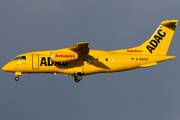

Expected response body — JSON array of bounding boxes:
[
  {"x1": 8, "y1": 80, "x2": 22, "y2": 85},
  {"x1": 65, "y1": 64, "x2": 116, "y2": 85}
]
[
  {"x1": 74, "y1": 79, "x2": 80, "y2": 83},
  {"x1": 74, "y1": 73, "x2": 82, "y2": 83},
  {"x1": 76, "y1": 75, "x2": 82, "y2": 81},
  {"x1": 15, "y1": 77, "x2": 19, "y2": 81}
]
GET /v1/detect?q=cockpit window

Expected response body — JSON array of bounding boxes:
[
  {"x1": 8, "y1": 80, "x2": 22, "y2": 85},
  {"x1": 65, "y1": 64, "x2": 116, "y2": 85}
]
[
  {"x1": 13, "y1": 56, "x2": 26, "y2": 60},
  {"x1": 20, "y1": 56, "x2": 26, "y2": 60},
  {"x1": 13, "y1": 57, "x2": 20, "y2": 60}
]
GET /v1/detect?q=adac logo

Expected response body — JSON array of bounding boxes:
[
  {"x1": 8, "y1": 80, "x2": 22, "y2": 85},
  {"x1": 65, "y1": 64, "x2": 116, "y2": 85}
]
[
  {"x1": 55, "y1": 54, "x2": 75, "y2": 58},
  {"x1": 146, "y1": 29, "x2": 166, "y2": 53},
  {"x1": 40, "y1": 57, "x2": 68, "y2": 66}
]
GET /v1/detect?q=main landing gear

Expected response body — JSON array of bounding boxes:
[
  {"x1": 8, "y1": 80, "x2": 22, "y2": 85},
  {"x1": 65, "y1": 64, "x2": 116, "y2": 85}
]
[
  {"x1": 74, "y1": 73, "x2": 82, "y2": 83},
  {"x1": 15, "y1": 76, "x2": 19, "y2": 81}
]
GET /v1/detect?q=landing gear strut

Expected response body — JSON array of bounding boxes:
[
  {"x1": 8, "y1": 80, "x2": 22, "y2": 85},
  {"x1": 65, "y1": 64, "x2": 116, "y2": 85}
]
[
  {"x1": 74, "y1": 73, "x2": 82, "y2": 83},
  {"x1": 15, "y1": 76, "x2": 19, "y2": 81}
]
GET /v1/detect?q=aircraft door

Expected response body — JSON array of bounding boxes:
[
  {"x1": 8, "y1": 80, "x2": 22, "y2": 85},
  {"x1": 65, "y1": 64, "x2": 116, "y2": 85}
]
[{"x1": 32, "y1": 54, "x2": 39, "y2": 69}]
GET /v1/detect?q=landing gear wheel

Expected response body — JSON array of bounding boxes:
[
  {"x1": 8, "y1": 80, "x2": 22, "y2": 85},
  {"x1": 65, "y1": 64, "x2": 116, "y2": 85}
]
[
  {"x1": 76, "y1": 75, "x2": 82, "y2": 81},
  {"x1": 15, "y1": 76, "x2": 19, "y2": 81},
  {"x1": 74, "y1": 73, "x2": 82, "y2": 83},
  {"x1": 74, "y1": 79, "x2": 81, "y2": 83}
]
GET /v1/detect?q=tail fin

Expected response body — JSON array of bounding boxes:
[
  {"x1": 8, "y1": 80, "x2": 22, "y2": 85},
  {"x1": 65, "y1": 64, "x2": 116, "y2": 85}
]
[
  {"x1": 137, "y1": 20, "x2": 178, "y2": 55},
  {"x1": 113, "y1": 20, "x2": 178, "y2": 55}
]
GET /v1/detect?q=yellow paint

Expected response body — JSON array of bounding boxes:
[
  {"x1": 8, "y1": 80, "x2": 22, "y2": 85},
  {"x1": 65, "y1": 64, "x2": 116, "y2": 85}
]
[
  {"x1": 15, "y1": 72, "x2": 21, "y2": 76},
  {"x1": 2, "y1": 20, "x2": 178, "y2": 81}
]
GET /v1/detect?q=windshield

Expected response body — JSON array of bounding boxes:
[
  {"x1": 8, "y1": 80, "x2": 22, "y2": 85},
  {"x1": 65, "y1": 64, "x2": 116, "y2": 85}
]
[
  {"x1": 13, "y1": 56, "x2": 26, "y2": 60},
  {"x1": 20, "y1": 56, "x2": 26, "y2": 60},
  {"x1": 13, "y1": 57, "x2": 20, "y2": 60}
]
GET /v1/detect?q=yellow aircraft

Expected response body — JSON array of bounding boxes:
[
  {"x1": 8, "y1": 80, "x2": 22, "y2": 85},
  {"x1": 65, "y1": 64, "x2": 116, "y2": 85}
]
[{"x1": 2, "y1": 20, "x2": 178, "y2": 83}]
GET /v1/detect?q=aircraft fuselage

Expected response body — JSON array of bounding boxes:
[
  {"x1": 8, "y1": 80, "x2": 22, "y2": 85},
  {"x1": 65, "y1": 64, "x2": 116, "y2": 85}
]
[{"x1": 2, "y1": 50, "x2": 175, "y2": 76}]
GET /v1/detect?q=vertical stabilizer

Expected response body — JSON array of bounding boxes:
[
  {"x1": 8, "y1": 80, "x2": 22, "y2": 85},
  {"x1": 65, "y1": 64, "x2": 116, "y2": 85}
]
[
  {"x1": 135, "y1": 20, "x2": 178, "y2": 55},
  {"x1": 112, "y1": 20, "x2": 178, "y2": 55}
]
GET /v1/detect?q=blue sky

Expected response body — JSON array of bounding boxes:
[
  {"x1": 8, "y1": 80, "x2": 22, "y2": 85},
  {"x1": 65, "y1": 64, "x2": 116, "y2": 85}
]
[{"x1": 1, "y1": 0, "x2": 180, "y2": 120}]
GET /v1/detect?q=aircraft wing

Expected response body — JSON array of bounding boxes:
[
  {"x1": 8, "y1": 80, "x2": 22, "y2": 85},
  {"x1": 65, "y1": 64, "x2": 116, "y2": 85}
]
[{"x1": 69, "y1": 42, "x2": 89, "y2": 56}]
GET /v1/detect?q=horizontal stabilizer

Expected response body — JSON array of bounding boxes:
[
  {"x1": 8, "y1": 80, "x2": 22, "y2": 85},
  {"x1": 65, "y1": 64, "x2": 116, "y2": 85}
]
[{"x1": 139, "y1": 62, "x2": 157, "y2": 68}]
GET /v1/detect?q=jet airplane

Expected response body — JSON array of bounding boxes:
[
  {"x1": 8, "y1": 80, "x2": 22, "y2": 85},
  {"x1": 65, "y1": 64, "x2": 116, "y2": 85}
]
[{"x1": 2, "y1": 20, "x2": 178, "y2": 83}]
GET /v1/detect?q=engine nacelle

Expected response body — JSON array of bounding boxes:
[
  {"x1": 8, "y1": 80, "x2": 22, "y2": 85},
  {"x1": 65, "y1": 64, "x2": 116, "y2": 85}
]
[{"x1": 50, "y1": 52, "x2": 78, "y2": 62}]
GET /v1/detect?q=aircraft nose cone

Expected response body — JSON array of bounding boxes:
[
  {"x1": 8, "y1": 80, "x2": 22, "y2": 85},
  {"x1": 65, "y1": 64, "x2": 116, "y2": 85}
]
[
  {"x1": 2, "y1": 65, "x2": 8, "y2": 71},
  {"x1": 2, "y1": 64, "x2": 10, "y2": 72},
  {"x1": 2, "y1": 62, "x2": 16, "y2": 72}
]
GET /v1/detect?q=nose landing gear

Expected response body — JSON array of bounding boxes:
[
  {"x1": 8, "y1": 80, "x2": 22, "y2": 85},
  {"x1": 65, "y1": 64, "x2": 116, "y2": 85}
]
[
  {"x1": 15, "y1": 72, "x2": 21, "y2": 81},
  {"x1": 74, "y1": 73, "x2": 82, "y2": 83},
  {"x1": 15, "y1": 76, "x2": 19, "y2": 81}
]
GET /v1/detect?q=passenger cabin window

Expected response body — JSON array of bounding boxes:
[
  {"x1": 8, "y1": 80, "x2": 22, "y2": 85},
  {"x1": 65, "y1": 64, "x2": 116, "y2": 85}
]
[
  {"x1": 87, "y1": 56, "x2": 93, "y2": 64},
  {"x1": 89, "y1": 58, "x2": 92, "y2": 62}
]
